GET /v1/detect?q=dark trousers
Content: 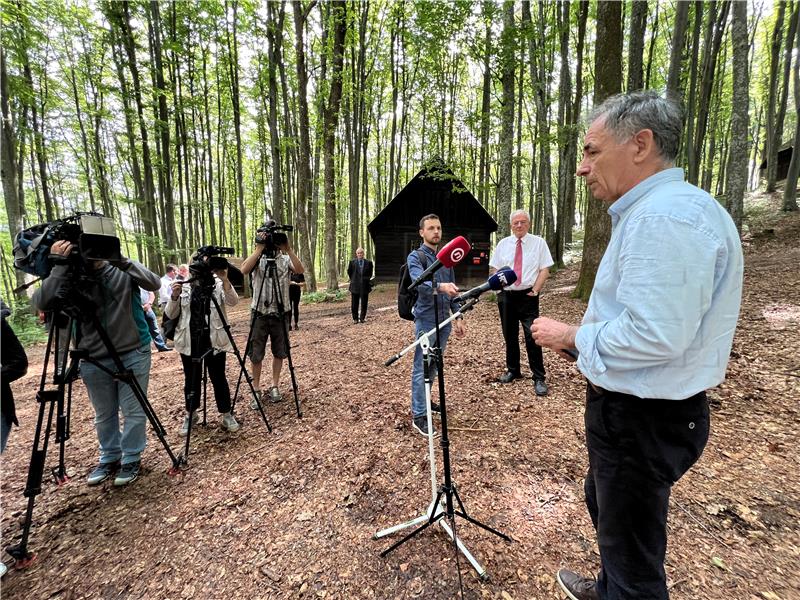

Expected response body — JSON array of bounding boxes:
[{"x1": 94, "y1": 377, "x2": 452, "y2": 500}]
[
  {"x1": 498, "y1": 290, "x2": 544, "y2": 380},
  {"x1": 289, "y1": 286, "x2": 301, "y2": 326},
  {"x1": 584, "y1": 384, "x2": 709, "y2": 599},
  {"x1": 180, "y1": 351, "x2": 231, "y2": 414},
  {"x1": 351, "y1": 292, "x2": 369, "y2": 322}
]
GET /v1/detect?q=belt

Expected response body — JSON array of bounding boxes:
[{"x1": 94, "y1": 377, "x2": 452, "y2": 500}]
[{"x1": 502, "y1": 288, "x2": 532, "y2": 294}]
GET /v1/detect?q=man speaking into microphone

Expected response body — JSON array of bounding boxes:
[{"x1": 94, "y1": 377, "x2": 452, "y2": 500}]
[{"x1": 406, "y1": 214, "x2": 466, "y2": 437}]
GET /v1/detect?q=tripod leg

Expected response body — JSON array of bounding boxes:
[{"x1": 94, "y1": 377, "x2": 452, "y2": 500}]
[
  {"x1": 452, "y1": 485, "x2": 511, "y2": 542},
  {"x1": 210, "y1": 295, "x2": 272, "y2": 433},
  {"x1": 381, "y1": 491, "x2": 446, "y2": 557},
  {"x1": 6, "y1": 389, "x2": 59, "y2": 567}
]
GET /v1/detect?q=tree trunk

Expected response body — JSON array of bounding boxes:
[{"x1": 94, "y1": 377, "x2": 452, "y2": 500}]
[
  {"x1": 690, "y1": 1, "x2": 730, "y2": 186},
  {"x1": 772, "y1": 3, "x2": 800, "y2": 192},
  {"x1": 764, "y1": 1, "x2": 787, "y2": 192},
  {"x1": 574, "y1": 0, "x2": 621, "y2": 301},
  {"x1": 0, "y1": 47, "x2": 28, "y2": 298},
  {"x1": 497, "y1": 1, "x2": 516, "y2": 239},
  {"x1": 266, "y1": 1, "x2": 286, "y2": 227},
  {"x1": 148, "y1": 0, "x2": 177, "y2": 263},
  {"x1": 478, "y1": 5, "x2": 492, "y2": 207},
  {"x1": 684, "y1": 2, "x2": 703, "y2": 176},
  {"x1": 627, "y1": 0, "x2": 647, "y2": 92},
  {"x1": 782, "y1": 17, "x2": 800, "y2": 212},
  {"x1": 292, "y1": 0, "x2": 317, "y2": 291},
  {"x1": 323, "y1": 0, "x2": 346, "y2": 291},
  {"x1": 666, "y1": 0, "x2": 690, "y2": 99},
  {"x1": 725, "y1": 0, "x2": 749, "y2": 231}
]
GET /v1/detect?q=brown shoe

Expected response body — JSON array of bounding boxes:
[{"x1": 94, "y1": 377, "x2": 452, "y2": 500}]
[{"x1": 557, "y1": 569, "x2": 598, "y2": 600}]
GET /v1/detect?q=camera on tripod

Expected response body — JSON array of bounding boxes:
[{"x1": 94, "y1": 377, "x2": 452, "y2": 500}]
[
  {"x1": 13, "y1": 213, "x2": 121, "y2": 278},
  {"x1": 256, "y1": 220, "x2": 294, "y2": 255},
  {"x1": 189, "y1": 245, "x2": 235, "y2": 285}
]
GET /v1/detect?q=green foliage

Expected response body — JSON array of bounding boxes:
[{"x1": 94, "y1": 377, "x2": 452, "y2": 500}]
[
  {"x1": 7, "y1": 311, "x2": 48, "y2": 348},
  {"x1": 302, "y1": 288, "x2": 348, "y2": 304}
]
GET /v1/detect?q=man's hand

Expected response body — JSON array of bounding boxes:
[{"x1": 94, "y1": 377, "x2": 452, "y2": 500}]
[
  {"x1": 143, "y1": 303, "x2": 152, "y2": 312},
  {"x1": 212, "y1": 267, "x2": 229, "y2": 282},
  {"x1": 453, "y1": 319, "x2": 466, "y2": 339},
  {"x1": 170, "y1": 281, "x2": 183, "y2": 300},
  {"x1": 50, "y1": 240, "x2": 73, "y2": 256},
  {"x1": 436, "y1": 282, "x2": 459, "y2": 297},
  {"x1": 532, "y1": 317, "x2": 578, "y2": 362}
]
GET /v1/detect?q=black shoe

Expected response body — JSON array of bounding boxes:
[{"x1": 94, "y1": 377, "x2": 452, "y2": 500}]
[
  {"x1": 556, "y1": 569, "x2": 598, "y2": 600},
  {"x1": 359, "y1": 319, "x2": 365, "y2": 324},
  {"x1": 498, "y1": 371, "x2": 521, "y2": 384},
  {"x1": 156, "y1": 346, "x2": 173, "y2": 352},
  {"x1": 429, "y1": 402, "x2": 441, "y2": 414},
  {"x1": 293, "y1": 323, "x2": 299, "y2": 330},
  {"x1": 412, "y1": 416, "x2": 437, "y2": 437},
  {"x1": 86, "y1": 461, "x2": 120, "y2": 486},
  {"x1": 353, "y1": 319, "x2": 359, "y2": 325},
  {"x1": 114, "y1": 461, "x2": 141, "y2": 487},
  {"x1": 534, "y1": 379, "x2": 548, "y2": 396}
]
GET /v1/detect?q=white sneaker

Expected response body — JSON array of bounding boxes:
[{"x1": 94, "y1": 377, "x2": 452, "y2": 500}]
[
  {"x1": 221, "y1": 412, "x2": 240, "y2": 432},
  {"x1": 250, "y1": 390, "x2": 262, "y2": 410},
  {"x1": 179, "y1": 412, "x2": 200, "y2": 436},
  {"x1": 1, "y1": 561, "x2": 8, "y2": 577}
]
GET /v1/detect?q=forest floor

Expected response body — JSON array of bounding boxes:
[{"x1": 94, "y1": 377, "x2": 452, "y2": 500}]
[{"x1": 2, "y1": 200, "x2": 799, "y2": 600}]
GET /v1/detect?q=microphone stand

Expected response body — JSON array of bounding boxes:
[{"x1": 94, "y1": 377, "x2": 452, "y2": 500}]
[{"x1": 374, "y1": 282, "x2": 510, "y2": 587}]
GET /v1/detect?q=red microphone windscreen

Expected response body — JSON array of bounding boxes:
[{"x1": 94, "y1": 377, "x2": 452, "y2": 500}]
[{"x1": 436, "y1": 236, "x2": 471, "y2": 268}]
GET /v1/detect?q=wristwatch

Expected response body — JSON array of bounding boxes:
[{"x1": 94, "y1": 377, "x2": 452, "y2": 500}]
[{"x1": 532, "y1": 290, "x2": 539, "y2": 296}]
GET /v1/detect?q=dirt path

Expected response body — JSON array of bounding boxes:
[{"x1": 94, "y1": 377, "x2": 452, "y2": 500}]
[{"x1": 1, "y1": 211, "x2": 798, "y2": 600}]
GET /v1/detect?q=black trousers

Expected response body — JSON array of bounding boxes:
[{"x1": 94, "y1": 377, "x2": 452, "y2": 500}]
[
  {"x1": 289, "y1": 286, "x2": 301, "y2": 326},
  {"x1": 180, "y1": 351, "x2": 231, "y2": 414},
  {"x1": 351, "y1": 292, "x2": 369, "y2": 322},
  {"x1": 497, "y1": 290, "x2": 544, "y2": 380},
  {"x1": 584, "y1": 384, "x2": 709, "y2": 599}
]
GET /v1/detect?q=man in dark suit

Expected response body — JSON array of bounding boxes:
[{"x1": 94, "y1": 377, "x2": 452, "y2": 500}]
[{"x1": 347, "y1": 247, "x2": 373, "y2": 324}]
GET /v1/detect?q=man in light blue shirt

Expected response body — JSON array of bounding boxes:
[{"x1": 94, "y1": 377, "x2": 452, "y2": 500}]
[{"x1": 532, "y1": 91, "x2": 743, "y2": 600}]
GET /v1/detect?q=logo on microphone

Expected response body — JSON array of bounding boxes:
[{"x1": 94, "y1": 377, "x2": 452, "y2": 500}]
[
  {"x1": 449, "y1": 247, "x2": 466, "y2": 263},
  {"x1": 497, "y1": 272, "x2": 509, "y2": 286}
]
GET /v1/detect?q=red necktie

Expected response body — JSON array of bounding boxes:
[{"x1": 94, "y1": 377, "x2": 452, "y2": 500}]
[{"x1": 513, "y1": 238, "x2": 523, "y2": 283}]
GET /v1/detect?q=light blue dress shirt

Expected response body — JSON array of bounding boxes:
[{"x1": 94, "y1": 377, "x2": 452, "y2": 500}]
[{"x1": 575, "y1": 168, "x2": 744, "y2": 400}]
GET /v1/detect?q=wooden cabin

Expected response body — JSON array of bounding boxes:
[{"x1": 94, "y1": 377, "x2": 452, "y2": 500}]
[{"x1": 367, "y1": 159, "x2": 498, "y2": 286}]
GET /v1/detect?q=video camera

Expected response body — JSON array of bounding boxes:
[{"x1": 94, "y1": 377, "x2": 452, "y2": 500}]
[
  {"x1": 256, "y1": 220, "x2": 293, "y2": 254},
  {"x1": 188, "y1": 245, "x2": 235, "y2": 283},
  {"x1": 13, "y1": 213, "x2": 121, "y2": 278}
]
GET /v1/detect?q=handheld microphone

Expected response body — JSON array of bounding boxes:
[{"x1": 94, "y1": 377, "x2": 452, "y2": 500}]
[
  {"x1": 453, "y1": 267, "x2": 517, "y2": 303},
  {"x1": 407, "y1": 236, "x2": 471, "y2": 291}
]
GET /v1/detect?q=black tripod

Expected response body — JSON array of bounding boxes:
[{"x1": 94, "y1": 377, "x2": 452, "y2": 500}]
[
  {"x1": 376, "y1": 282, "x2": 510, "y2": 591},
  {"x1": 179, "y1": 276, "x2": 271, "y2": 462},
  {"x1": 5, "y1": 308, "x2": 180, "y2": 568},
  {"x1": 234, "y1": 252, "x2": 301, "y2": 418}
]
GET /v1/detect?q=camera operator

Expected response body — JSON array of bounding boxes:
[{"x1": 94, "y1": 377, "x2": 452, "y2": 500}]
[
  {"x1": 165, "y1": 257, "x2": 240, "y2": 435},
  {"x1": 32, "y1": 240, "x2": 161, "y2": 487},
  {"x1": 240, "y1": 229, "x2": 303, "y2": 406}
]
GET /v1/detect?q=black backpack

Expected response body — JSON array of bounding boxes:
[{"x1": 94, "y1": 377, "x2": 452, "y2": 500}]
[{"x1": 397, "y1": 249, "x2": 428, "y2": 321}]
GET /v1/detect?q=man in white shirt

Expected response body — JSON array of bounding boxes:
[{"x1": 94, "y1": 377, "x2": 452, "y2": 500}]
[
  {"x1": 158, "y1": 264, "x2": 178, "y2": 309},
  {"x1": 489, "y1": 209, "x2": 554, "y2": 396}
]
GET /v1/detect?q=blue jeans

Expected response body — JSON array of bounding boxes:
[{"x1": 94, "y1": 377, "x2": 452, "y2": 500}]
[
  {"x1": 80, "y1": 346, "x2": 151, "y2": 465},
  {"x1": 144, "y1": 308, "x2": 168, "y2": 350},
  {"x1": 411, "y1": 319, "x2": 451, "y2": 417},
  {"x1": 0, "y1": 412, "x2": 11, "y2": 453}
]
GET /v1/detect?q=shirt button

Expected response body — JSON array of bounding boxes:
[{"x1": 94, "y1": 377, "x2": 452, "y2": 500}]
[{"x1": 688, "y1": 422, "x2": 695, "y2": 430}]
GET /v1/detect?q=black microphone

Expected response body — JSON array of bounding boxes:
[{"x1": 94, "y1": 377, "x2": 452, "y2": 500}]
[
  {"x1": 407, "y1": 236, "x2": 471, "y2": 292},
  {"x1": 453, "y1": 267, "x2": 517, "y2": 303}
]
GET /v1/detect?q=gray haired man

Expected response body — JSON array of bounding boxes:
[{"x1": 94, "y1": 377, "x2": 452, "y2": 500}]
[{"x1": 533, "y1": 91, "x2": 743, "y2": 600}]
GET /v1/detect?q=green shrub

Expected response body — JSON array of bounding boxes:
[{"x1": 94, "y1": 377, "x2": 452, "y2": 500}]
[
  {"x1": 302, "y1": 289, "x2": 348, "y2": 304},
  {"x1": 7, "y1": 311, "x2": 48, "y2": 348}
]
